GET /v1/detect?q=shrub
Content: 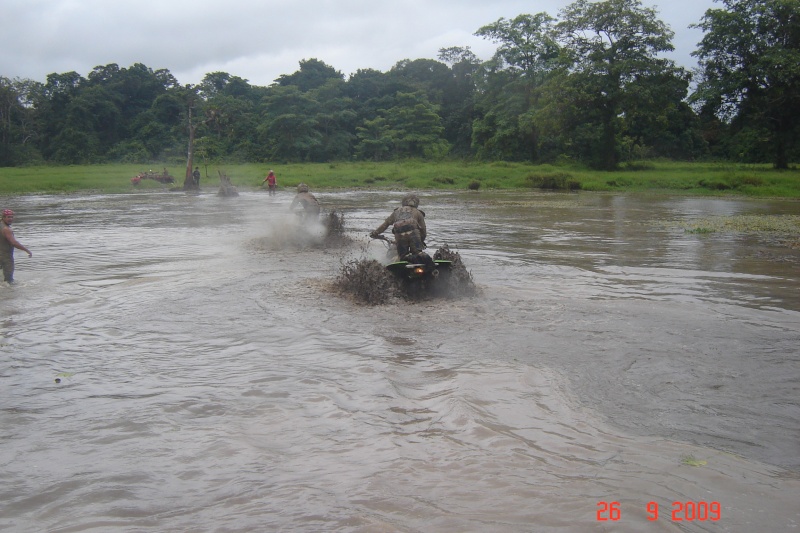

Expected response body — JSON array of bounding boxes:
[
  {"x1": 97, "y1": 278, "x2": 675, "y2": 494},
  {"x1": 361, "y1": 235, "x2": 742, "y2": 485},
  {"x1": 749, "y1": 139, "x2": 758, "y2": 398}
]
[
  {"x1": 527, "y1": 172, "x2": 581, "y2": 191},
  {"x1": 698, "y1": 179, "x2": 732, "y2": 190},
  {"x1": 606, "y1": 178, "x2": 632, "y2": 187},
  {"x1": 622, "y1": 161, "x2": 655, "y2": 171},
  {"x1": 736, "y1": 175, "x2": 764, "y2": 187}
]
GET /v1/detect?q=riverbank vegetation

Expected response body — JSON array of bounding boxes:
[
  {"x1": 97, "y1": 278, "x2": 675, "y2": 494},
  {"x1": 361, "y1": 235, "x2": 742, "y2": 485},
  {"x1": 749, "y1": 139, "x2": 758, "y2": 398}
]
[
  {"x1": 1, "y1": 0, "x2": 798, "y2": 176},
  {"x1": 1, "y1": 161, "x2": 799, "y2": 198}
]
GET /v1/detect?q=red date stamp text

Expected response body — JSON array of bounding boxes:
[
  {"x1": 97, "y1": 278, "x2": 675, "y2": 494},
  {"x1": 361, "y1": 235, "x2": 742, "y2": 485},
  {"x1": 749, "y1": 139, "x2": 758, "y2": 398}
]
[{"x1": 597, "y1": 501, "x2": 721, "y2": 522}]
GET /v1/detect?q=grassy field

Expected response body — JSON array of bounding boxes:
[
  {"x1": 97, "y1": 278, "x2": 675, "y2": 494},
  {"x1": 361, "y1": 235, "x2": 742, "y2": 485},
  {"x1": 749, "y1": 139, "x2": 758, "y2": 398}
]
[{"x1": 1, "y1": 160, "x2": 799, "y2": 198}]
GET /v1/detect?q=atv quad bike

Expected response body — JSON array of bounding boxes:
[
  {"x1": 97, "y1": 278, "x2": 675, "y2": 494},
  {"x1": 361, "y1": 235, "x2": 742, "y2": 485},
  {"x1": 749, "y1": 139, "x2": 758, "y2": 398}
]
[{"x1": 372, "y1": 234, "x2": 453, "y2": 298}]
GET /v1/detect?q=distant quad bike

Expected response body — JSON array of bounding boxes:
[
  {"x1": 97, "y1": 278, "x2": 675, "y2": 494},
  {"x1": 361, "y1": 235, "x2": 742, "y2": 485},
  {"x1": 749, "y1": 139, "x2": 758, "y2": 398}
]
[{"x1": 131, "y1": 169, "x2": 175, "y2": 185}]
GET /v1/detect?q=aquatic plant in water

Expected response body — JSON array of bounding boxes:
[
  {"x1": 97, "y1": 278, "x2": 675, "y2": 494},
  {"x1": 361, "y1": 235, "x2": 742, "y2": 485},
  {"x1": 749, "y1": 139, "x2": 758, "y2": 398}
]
[{"x1": 658, "y1": 214, "x2": 800, "y2": 236}]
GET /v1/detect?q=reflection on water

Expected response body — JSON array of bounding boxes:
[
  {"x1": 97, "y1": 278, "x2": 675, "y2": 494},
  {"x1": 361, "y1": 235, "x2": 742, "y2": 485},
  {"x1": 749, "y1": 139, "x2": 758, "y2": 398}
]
[{"x1": 1, "y1": 190, "x2": 799, "y2": 532}]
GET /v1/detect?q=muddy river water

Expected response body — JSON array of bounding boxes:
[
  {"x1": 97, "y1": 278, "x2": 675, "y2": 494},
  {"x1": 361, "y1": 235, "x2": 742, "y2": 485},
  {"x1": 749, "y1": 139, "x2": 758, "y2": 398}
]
[{"x1": 1, "y1": 189, "x2": 799, "y2": 532}]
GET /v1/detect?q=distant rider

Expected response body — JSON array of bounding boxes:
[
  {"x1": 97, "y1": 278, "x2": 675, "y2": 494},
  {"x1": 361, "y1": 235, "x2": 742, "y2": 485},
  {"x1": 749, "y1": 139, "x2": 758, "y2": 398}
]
[
  {"x1": 370, "y1": 194, "x2": 428, "y2": 261},
  {"x1": 290, "y1": 183, "x2": 320, "y2": 222}
]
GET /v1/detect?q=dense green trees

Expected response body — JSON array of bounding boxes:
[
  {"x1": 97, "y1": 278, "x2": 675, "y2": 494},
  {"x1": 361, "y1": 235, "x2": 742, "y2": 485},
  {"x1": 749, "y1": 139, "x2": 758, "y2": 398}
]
[
  {"x1": 472, "y1": 13, "x2": 560, "y2": 162},
  {"x1": 0, "y1": 0, "x2": 797, "y2": 169},
  {"x1": 0, "y1": 76, "x2": 40, "y2": 165},
  {"x1": 692, "y1": 0, "x2": 800, "y2": 168},
  {"x1": 555, "y1": 0, "x2": 694, "y2": 169}
]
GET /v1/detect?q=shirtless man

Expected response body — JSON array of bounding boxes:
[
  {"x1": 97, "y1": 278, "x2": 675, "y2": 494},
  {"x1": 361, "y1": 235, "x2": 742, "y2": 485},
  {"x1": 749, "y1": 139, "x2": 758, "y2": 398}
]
[{"x1": 1, "y1": 209, "x2": 32, "y2": 283}]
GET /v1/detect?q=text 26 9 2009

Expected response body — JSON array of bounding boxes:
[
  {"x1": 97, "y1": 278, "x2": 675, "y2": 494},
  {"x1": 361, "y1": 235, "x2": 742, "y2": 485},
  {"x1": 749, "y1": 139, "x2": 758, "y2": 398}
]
[{"x1": 597, "y1": 501, "x2": 721, "y2": 522}]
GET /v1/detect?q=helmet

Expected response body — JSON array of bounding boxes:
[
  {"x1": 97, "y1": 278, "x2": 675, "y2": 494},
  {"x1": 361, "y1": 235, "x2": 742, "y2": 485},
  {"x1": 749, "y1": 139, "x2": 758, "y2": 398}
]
[
  {"x1": 401, "y1": 194, "x2": 419, "y2": 208},
  {"x1": 2, "y1": 209, "x2": 13, "y2": 217},
  {"x1": 297, "y1": 183, "x2": 309, "y2": 193}
]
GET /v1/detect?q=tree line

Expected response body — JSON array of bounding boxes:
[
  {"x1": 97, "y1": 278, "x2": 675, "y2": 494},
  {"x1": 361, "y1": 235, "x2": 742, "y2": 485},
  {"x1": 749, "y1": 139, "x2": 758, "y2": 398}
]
[{"x1": 0, "y1": 0, "x2": 797, "y2": 171}]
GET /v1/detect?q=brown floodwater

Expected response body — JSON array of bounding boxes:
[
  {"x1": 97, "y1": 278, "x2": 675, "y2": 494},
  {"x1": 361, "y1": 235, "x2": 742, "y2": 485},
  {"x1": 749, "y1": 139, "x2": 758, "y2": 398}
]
[{"x1": 1, "y1": 189, "x2": 798, "y2": 532}]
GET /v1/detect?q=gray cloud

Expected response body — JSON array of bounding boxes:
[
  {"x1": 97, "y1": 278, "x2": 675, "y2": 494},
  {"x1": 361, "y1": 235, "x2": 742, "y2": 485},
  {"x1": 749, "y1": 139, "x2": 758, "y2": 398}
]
[{"x1": 2, "y1": 0, "x2": 716, "y2": 86}]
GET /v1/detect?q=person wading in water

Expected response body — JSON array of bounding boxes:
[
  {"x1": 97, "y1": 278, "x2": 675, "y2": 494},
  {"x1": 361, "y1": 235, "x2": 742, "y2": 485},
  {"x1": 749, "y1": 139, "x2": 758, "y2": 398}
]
[
  {"x1": 262, "y1": 170, "x2": 277, "y2": 196},
  {"x1": 1, "y1": 209, "x2": 32, "y2": 283}
]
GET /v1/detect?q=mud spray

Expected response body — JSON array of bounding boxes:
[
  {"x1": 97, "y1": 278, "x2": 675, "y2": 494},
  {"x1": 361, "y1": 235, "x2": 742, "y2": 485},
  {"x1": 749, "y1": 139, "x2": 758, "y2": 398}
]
[
  {"x1": 247, "y1": 209, "x2": 476, "y2": 305},
  {"x1": 249, "y1": 209, "x2": 353, "y2": 251},
  {"x1": 334, "y1": 243, "x2": 478, "y2": 305}
]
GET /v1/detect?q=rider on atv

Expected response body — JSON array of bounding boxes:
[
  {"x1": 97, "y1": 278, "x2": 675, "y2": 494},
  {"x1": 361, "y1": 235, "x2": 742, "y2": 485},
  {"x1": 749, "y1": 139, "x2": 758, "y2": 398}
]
[
  {"x1": 290, "y1": 183, "x2": 321, "y2": 223},
  {"x1": 370, "y1": 194, "x2": 433, "y2": 267}
]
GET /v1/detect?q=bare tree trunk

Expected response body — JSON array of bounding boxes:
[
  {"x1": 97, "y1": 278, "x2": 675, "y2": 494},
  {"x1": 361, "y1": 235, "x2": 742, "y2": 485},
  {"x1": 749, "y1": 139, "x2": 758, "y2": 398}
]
[
  {"x1": 773, "y1": 117, "x2": 791, "y2": 170},
  {"x1": 183, "y1": 103, "x2": 198, "y2": 191}
]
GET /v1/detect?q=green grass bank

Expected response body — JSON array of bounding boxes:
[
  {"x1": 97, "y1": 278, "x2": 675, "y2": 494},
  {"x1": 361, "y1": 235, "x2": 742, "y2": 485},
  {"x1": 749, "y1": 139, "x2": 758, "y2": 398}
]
[{"x1": 1, "y1": 161, "x2": 799, "y2": 198}]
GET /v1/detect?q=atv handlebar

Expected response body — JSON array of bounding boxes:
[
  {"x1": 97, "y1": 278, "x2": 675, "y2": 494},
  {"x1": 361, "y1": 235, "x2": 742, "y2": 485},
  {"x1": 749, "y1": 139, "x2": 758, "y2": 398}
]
[
  {"x1": 372, "y1": 234, "x2": 397, "y2": 249},
  {"x1": 371, "y1": 233, "x2": 427, "y2": 250}
]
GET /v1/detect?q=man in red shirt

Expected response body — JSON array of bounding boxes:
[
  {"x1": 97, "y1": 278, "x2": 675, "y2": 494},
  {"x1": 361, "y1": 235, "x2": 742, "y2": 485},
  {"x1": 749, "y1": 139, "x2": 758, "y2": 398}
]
[{"x1": 262, "y1": 170, "x2": 277, "y2": 196}]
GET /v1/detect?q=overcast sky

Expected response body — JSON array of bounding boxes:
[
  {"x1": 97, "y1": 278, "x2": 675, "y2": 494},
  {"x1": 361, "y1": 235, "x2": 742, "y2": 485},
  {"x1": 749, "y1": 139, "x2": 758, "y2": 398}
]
[{"x1": 2, "y1": 0, "x2": 718, "y2": 87}]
